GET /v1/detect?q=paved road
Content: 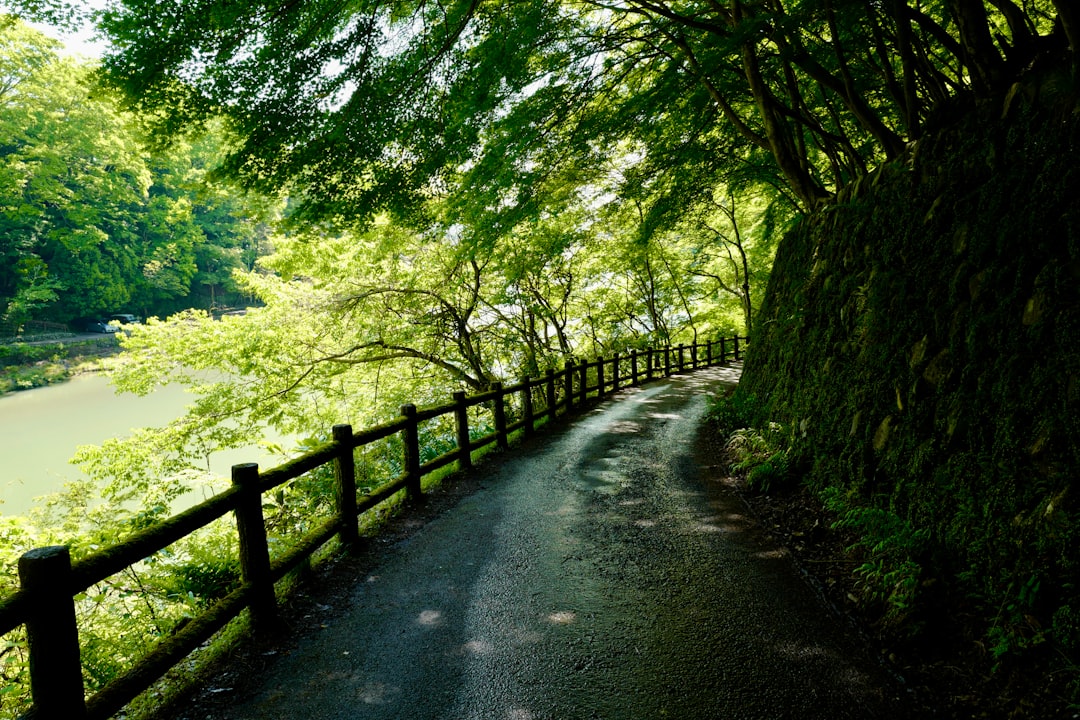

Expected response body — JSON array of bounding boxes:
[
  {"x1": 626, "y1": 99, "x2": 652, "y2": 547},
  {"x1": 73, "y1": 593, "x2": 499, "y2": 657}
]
[{"x1": 210, "y1": 365, "x2": 912, "y2": 719}]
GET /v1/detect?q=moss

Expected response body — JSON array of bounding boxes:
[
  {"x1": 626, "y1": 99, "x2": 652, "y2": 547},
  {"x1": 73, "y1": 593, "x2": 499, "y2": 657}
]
[{"x1": 739, "y1": 90, "x2": 1080, "y2": 671}]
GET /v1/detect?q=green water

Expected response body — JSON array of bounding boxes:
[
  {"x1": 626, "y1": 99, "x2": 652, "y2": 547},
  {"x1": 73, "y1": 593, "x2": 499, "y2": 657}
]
[{"x1": 0, "y1": 373, "x2": 286, "y2": 517}]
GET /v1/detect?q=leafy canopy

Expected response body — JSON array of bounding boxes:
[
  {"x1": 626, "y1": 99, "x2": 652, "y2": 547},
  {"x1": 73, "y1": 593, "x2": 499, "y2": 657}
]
[{"x1": 98, "y1": 0, "x2": 1076, "y2": 221}]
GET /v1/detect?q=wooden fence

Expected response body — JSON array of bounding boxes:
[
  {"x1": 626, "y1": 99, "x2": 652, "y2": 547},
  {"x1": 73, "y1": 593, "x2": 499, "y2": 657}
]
[{"x1": 0, "y1": 337, "x2": 743, "y2": 720}]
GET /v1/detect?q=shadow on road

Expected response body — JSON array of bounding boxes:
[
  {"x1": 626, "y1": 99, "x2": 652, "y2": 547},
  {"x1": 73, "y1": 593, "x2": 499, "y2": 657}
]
[{"x1": 153, "y1": 364, "x2": 914, "y2": 720}]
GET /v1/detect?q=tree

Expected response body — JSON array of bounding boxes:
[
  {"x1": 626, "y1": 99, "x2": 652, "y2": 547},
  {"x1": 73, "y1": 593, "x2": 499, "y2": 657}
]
[
  {"x1": 683, "y1": 188, "x2": 788, "y2": 336},
  {"x1": 0, "y1": 20, "x2": 152, "y2": 322},
  {"x1": 98, "y1": 1, "x2": 1071, "y2": 226},
  {"x1": 0, "y1": 0, "x2": 88, "y2": 31},
  {"x1": 0, "y1": 17, "x2": 282, "y2": 326}
]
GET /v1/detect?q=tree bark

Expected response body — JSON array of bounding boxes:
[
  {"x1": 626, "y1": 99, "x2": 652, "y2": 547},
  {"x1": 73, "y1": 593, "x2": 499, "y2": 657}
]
[
  {"x1": 888, "y1": 0, "x2": 921, "y2": 138},
  {"x1": 950, "y1": 0, "x2": 1004, "y2": 95},
  {"x1": 1052, "y1": 0, "x2": 1080, "y2": 56},
  {"x1": 738, "y1": 29, "x2": 830, "y2": 207}
]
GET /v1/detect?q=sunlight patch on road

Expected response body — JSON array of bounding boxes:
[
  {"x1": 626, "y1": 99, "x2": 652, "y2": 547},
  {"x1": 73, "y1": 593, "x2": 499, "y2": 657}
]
[
  {"x1": 690, "y1": 521, "x2": 723, "y2": 533},
  {"x1": 774, "y1": 639, "x2": 834, "y2": 661},
  {"x1": 546, "y1": 610, "x2": 577, "y2": 625},
  {"x1": 547, "y1": 501, "x2": 579, "y2": 518},
  {"x1": 417, "y1": 609, "x2": 443, "y2": 626},
  {"x1": 704, "y1": 511, "x2": 754, "y2": 534},
  {"x1": 646, "y1": 411, "x2": 683, "y2": 420},
  {"x1": 581, "y1": 468, "x2": 627, "y2": 494},
  {"x1": 356, "y1": 680, "x2": 400, "y2": 705},
  {"x1": 462, "y1": 639, "x2": 494, "y2": 655}
]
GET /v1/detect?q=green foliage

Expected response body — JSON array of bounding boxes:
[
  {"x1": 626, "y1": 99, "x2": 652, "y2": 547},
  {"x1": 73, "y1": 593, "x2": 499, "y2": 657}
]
[
  {"x1": 98, "y1": 0, "x2": 1072, "y2": 228},
  {"x1": 0, "y1": 19, "x2": 280, "y2": 325},
  {"x1": 0, "y1": 359, "x2": 67, "y2": 392},
  {"x1": 153, "y1": 522, "x2": 240, "y2": 606},
  {"x1": 0, "y1": 338, "x2": 122, "y2": 394},
  {"x1": 744, "y1": 451, "x2": 796, "y2": 495},
  {"x1": 708, "y1": 390, "x2": 802, "y2": 493},
  {"x1": 0, "y1": 0, "x2": 89, "y2": 30},
  {"x1": 740, "y1": 91, "x2": 1080, "y2": 685},
  {"x1": 0, "y1": 342, "x2": 56, "y2": 368},
  {"x1": 725, "y1": 426, "x2": 797, "y2": 495},
  {"x1": 987, "y1": 575, "x2": 1048, "y2": 665},
  {"x1": 706, "y1": 390, "x2": 762, "y2": 435},
  {"x1": 822, "y1": 488, "x2": 929, "y2": 627},
  {"x1": 262, "y1": 437, "x2": 341, "y2": 538}
]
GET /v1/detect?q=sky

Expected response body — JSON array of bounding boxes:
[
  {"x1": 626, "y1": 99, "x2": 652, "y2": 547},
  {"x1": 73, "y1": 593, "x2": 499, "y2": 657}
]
[
  {"x1": 2, "y1": 0, "x2": 111, "y2": 58},
  {"x1": 34, "y1": 13, "x2": 109, "y2": 58}
]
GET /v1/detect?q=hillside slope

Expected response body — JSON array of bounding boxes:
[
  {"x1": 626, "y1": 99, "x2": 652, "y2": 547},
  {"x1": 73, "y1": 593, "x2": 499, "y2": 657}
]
[{"x1": 738, "y1": 73, "x2": 1080, "y2": 709}]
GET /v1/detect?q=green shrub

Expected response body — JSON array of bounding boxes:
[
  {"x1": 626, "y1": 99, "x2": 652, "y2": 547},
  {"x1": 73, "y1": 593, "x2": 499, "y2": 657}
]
[
  {"x1": 822, "y1": 487, "x2": 930, "y2": 627},
  {"x1": 705, "y1": 390, "x2": 761, "y2": 435},
  {"x1": 745, "y1": 450, "x2": 796, "y2": 493},
  {"x1": 720, "y1": 407, "x2": 799, "y2": 493},
  {"x1": 0, "y1": 343, "x2": 57, "y2": 368}
]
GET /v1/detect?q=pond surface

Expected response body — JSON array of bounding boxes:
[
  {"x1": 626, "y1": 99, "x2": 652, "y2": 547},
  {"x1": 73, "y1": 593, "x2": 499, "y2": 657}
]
[{"x1": 0, "y1": 373, "x2": 286, "y2": 517}]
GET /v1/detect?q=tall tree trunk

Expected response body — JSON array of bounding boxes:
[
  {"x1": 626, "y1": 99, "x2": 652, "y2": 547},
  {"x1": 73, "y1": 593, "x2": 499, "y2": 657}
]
[
  {"x1": 950, "y1": 0, "x2": 1004, "y2": 95},
  {"x1": 1052, "y1": 0, "x2": 1080, "y2": 58},
  {"x1": 724, "y1": 192, "x2": 753, "y2": 335},
  {"x1": 889, "y1": 0, "x2": 921, "y2": 138},
  {"x1": 740, "y1": 42, "x2": 830, "y2": 207},
  {"x1": 732, "y1": 0, "x2": 830, "y2": 208}
]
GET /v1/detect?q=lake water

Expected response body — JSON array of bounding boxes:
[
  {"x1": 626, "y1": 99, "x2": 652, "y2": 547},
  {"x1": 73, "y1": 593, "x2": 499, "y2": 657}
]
[{"x1": 0, "y1": 373, "x2": 288, "y2": 517}]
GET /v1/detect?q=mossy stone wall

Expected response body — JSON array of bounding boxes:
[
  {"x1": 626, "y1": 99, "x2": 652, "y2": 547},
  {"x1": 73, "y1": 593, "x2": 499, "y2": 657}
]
[{"x1": 740, "y1": 88, "x2": 1080, "y2": 651}]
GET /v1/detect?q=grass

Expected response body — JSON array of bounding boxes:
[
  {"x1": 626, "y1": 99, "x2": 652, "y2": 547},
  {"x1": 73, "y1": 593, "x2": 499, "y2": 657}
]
[{"x1": 0, "y1": 336, "x2": 120, "y2": 395}]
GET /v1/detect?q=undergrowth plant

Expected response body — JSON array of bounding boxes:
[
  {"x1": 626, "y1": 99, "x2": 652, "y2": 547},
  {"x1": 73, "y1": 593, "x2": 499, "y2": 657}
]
[
  {"x1": 726, "y1": 426, "x2": 795, "y2": 493},
  {"x1": 821, "y1": 487, "x2": 929, "y2": 628},
  {"x1": 707, "y1": 390, "x2": 798, "y2": 493},
  {"x1": 705, "y1": 390, "x2": 760, "y2": 435}
]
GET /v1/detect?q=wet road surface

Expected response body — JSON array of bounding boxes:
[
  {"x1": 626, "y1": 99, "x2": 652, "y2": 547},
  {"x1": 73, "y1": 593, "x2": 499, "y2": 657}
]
[{"x1": 216, "y1": 365, "x2": 912, "y2": 719}]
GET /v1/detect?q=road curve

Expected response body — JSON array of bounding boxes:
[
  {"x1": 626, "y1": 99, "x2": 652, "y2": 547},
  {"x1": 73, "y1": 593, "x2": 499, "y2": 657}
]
[{"x1": 218, "y1": 365, "x2": 912, "y2": 719}]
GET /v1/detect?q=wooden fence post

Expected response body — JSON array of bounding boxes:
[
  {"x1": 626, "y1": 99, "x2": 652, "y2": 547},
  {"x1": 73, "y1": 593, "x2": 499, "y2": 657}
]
[
  {"x1": 19, "y1": 546, "x2": 86, "y2": 720},
  {"x1": 493, "y1": 382, "x2": 508, "y2": 450},
  {"x1": 734, "y1": 336, "x2": 741, "y2": 361},
  {"x1": 597, "y1": 357, "x2": 605, "y2": 398},
  {"x1": 545, "y1": 369, "x2": 556, "y2": 419},
  {"x1": 453, "y1": 391, "x2": 471, "y2": 470},
  {"x1": 564, "y1": 359, "x2": 575, "y2": 412},
  {"x1": 720, "y1": 337, "x2": 728, "y2": 363},
  {"x1": 665, "y1": 346, "x2": 672, "y2": 376},
  {"x1": 333, "y1": 424, "x2": 358, "y2": 546},
  {"x1": 578, "y1": 360, "x2": 588, "y2": 405},
  {"x1": 232, "y1": 463, "x2": 276, "y2": 633},
  {"x1": 401, "y1": 404, "x2": 422, "y2": 501},
  {"x1": 690, "y1": 343, "x2": 698, "y2": 368},
  {"x1": 678, "y1": 344, "x2": 685, "y2": 372},
  {"x1": 521, "y1": 377, "x2": 535, "y2": 437},
  {"x1": 706, "y1": 340, "x2": 713, "y2": 366},
  {"x1": 612, "y1": 352, "x2": 620, "y2": 392},
  {"x1": 646, "y1": 348, "x2": 654, "y2": 380},
  {"x1": 630, "y1": 349, "x2": 638, "y2": 386}
]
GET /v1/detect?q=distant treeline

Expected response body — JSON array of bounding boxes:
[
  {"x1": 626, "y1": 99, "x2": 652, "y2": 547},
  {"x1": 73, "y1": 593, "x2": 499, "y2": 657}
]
[{"x1": 0, "y1": 19, "x2": 280, "y2": 332}]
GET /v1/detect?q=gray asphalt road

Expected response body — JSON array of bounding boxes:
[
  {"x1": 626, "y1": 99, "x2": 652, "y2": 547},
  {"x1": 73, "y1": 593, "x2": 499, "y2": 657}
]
[{"x1": 218, "y1": 365, "x2": 912, "y2": 719}]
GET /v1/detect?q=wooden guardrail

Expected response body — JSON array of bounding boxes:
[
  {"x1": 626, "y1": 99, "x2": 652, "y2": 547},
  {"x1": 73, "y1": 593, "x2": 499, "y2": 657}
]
[{"x1": 0, "y1": 336, "x2": 743, "y2": 720}]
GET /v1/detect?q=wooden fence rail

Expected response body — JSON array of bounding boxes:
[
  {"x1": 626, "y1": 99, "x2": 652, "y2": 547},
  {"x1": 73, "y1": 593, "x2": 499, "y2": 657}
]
[{"x1": 0, "y1": 337, "x2": 744, "y2": 720}]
